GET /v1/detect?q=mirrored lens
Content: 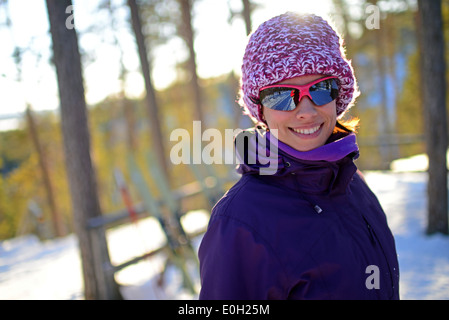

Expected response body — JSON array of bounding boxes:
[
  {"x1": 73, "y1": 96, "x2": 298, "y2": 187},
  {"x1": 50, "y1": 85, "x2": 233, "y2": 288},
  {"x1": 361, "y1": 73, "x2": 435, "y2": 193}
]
[
  {"x1": 310, "y1": 79, "x2": 339, "y2": 106},
  {"x1": 260, "y1": 87, "x2": 297, "y2": 111}
]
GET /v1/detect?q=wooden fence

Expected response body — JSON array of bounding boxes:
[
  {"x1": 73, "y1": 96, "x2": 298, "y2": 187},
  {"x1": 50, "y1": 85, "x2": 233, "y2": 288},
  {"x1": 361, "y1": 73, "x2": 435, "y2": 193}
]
[{"x1": 85, "y1": 154, "x2": 237, "y2": 299}]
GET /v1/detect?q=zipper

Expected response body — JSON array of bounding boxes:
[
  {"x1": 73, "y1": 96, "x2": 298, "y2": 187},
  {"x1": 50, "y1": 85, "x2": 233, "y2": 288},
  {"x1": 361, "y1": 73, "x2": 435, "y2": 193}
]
[
  {"x1": 362, "y1": 214, "x2": 396, "y2": 297},
  {"x1": 363, "y1": 216, "x2": 376, "y2": 246}
]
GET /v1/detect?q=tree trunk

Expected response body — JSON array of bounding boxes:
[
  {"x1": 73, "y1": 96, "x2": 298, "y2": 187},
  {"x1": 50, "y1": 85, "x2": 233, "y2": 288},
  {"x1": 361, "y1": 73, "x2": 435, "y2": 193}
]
[
  {"x1": 106, "y1": 1, "x2": 137, "y2": 153},
  {"x1": 241, "y1": 0, "x2": 252, "y2": 35},
  {"x1": 25, "y1": 106, "x2": 66, "y2": 238},
  {"x1": 369, "y1": 0, "x2": 395, "y2": 169},
  {"x1": 128, "y1": 0, "x2": 169, "y2": 177},
  {"x1": 178, "y1": 0, "x2": 204, "y2": 124},
  {"x1": 46, "y1": 0, "x2": 122, "y2": 299},
  {"x1": 417, "y1": 0, "x2": 448, "y2": 235}
]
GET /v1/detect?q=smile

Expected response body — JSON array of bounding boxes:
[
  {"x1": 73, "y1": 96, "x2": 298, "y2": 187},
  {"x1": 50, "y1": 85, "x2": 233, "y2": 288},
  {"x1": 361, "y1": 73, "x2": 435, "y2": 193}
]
[{"x1": 290, "y1": 125, "x2": 321, "y2": 135}]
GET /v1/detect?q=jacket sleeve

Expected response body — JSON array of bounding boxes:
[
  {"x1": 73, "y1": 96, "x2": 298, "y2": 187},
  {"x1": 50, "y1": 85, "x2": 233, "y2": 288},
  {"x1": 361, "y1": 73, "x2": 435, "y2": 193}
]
[{"x1": 198, "y1": 215, "x2": 286, "y2": 300}]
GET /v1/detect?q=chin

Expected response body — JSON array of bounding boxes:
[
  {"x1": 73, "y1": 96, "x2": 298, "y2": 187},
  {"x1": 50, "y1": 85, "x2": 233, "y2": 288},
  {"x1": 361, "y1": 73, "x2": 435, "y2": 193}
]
[{"x1": 289, "y1": 134, "x2": 329, "y2": 152}]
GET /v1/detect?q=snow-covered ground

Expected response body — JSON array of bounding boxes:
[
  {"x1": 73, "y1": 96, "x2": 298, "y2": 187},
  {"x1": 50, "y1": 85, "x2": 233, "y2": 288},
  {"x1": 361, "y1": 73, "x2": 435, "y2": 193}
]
[
  {"x1": 0, "y1": 210, "x2": 208, "y2": 300},
  {"x1": 1, "y1": 170, "x2": 449, "y2": 300},
  {"x1": 365, "y1": 171, "x2": 449, "y2": 299}
]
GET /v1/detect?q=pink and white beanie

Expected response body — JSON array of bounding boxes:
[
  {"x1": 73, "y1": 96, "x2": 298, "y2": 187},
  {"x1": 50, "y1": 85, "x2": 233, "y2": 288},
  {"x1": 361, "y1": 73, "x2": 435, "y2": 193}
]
[{"x1": 240, "y1": 12, "x2": 359, "y2": 123}]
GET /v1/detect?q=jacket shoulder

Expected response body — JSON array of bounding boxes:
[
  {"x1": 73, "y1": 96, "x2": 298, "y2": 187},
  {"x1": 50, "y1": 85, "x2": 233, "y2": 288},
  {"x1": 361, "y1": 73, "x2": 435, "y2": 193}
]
[
  {"x1": 199, "y1": 176, "x2": 290, "y2": 299},
  {"x1": 210, "y1": 174, "x2": 267, "y2": 219},
  {"x1": 210, "y1": 174, "x2": 302, "y2": 229}
]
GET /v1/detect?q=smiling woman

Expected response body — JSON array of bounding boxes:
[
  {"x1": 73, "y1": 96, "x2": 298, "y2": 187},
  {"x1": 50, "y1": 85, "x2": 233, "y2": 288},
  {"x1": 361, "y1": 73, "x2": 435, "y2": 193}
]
[{"x1": 198, "y1": 12, "x2": 400, "y2": 300}]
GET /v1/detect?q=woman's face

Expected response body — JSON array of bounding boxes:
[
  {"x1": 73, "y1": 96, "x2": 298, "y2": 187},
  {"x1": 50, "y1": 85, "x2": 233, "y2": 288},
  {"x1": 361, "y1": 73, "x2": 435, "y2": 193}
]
[{"x1": 262, "y1": 74, "x2": 337, "y2": 152}]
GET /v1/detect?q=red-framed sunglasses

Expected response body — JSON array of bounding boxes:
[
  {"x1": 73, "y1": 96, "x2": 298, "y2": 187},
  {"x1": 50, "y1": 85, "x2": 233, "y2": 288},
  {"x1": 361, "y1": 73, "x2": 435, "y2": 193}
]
[{"x1": 254, "y1": 76, "x2": 339, "y2": 111}]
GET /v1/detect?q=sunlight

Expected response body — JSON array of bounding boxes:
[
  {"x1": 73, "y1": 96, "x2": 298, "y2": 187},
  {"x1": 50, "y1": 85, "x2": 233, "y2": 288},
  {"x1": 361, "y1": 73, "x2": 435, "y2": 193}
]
[
  {"x1": 252, "y1": 0, "x2": 333, "y2": 25},
  {"x1": 191, "y1": 0, "x2": 334, "y2": 83},
  {"x1": 0, "y1": 0, "x2": 335, "y2": 121}
]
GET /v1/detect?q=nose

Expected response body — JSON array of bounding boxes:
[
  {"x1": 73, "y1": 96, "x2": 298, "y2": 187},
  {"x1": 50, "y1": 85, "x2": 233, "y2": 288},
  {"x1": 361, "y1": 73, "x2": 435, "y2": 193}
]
[{"x1": 295, "y1": 96, "x2": 318, "y2": 119}]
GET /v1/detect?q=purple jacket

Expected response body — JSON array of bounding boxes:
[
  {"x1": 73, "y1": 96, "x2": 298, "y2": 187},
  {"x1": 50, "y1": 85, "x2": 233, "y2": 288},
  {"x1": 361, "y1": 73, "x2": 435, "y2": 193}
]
[{"x1": 198, "y1": 129, "x2": 399, "y2": 300}]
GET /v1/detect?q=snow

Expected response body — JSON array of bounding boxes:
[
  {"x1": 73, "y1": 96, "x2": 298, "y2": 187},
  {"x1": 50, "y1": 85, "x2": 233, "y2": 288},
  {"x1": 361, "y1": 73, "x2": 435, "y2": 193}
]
[
  {"x1": 1, "y1": 171, "x2": 449, "y2": 300},
  {"x1": 0, "y1": 234, "x2": 83, "y2": 300},
  {"x1": 0, "y1": 210, "x2": 208, "y2": 300},
  {"x1": 364, "y1": 171, "x2": 449, "y2": 299}
]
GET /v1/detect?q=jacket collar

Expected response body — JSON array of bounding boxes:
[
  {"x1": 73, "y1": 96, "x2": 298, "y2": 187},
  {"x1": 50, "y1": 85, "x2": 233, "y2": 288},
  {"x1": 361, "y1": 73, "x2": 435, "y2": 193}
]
[
  {"x1": 278, "y1": 132, "x2": 359, "y2": 162},
  {"x1": 235, "y1": 128, "x2": 359, "y2": 195}
]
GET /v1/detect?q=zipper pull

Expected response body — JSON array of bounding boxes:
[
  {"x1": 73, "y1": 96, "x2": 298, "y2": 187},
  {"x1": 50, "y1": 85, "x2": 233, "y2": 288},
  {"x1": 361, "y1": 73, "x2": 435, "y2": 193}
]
[
  {"x1": 314, "y1": 205, "x2": 323, "y2": 214},
  {"x1": 365, "y1": 220, "x2": 376, "y2": 245}
]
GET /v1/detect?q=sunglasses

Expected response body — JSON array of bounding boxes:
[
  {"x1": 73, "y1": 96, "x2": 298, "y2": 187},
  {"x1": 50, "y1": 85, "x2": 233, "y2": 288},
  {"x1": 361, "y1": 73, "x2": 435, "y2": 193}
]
[{"x1": 255, "y1": 76, "x2": 339, "y2": 111}]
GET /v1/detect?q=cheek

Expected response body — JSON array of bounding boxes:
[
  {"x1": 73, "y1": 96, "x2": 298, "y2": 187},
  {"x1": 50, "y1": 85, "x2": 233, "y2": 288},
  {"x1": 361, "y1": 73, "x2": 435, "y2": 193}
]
[
  {"x1": 321, "y1": 103, "x2": 337, "y2": 125},
  {"x1": 262, "y1": 107, "x2": 286, "y2": 129}
]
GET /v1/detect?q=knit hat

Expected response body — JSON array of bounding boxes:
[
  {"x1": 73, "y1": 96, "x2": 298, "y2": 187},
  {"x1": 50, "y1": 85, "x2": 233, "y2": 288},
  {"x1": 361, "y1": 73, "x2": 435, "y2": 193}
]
[{"x1": 240, "y1": 12, "x2": 359, "y2": 123}]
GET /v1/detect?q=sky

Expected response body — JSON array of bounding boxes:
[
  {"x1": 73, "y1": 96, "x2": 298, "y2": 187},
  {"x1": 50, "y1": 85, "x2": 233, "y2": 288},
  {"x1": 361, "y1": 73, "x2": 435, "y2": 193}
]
[{"x1": 0, "y1": 0, "x2": 334, "y2": 130}]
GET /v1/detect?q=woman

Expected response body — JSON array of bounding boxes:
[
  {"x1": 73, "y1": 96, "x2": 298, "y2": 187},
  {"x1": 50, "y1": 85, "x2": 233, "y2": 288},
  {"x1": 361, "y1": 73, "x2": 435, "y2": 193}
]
[{"x1": 198, "y1": 12, "x2": 399, "y2": 300}]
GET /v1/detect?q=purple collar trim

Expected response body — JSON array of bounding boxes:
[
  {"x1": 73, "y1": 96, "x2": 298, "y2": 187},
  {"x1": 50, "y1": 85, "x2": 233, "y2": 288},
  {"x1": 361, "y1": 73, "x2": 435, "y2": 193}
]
[{"x1": 275, "y1": 132, "x2": 359, "y2": 162}]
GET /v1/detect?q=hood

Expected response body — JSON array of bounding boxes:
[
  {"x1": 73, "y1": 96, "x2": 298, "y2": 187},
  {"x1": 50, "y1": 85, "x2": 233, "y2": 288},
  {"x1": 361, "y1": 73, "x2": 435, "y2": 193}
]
[{"x1": 234, "y1": 127, "x2": 359, "y2": 196}]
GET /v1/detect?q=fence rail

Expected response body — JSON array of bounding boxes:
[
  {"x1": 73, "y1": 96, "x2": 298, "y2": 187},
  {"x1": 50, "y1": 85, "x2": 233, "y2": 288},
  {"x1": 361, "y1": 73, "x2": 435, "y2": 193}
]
[
  {"x1": 86, "y1": 167, "x2": 237, "y2": 299},
  {"x1": 358, "y1": 134, "x2": 425, "y2": 147},
  {"x1": 86, "y1": 179, "x2": 209, "y2": 230}
]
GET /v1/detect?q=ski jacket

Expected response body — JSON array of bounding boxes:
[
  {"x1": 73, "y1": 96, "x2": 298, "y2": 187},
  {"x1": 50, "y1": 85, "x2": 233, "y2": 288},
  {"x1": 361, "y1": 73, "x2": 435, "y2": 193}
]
[{"x1": 198, "y1": 129, "x2": 400, "y2": 300}]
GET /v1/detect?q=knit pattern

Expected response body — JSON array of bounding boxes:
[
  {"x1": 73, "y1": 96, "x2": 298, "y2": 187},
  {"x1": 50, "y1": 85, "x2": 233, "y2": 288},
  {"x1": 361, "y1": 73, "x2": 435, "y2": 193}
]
[{"x1": 240, "y1": 12, "x2": 359, "y2": 123}]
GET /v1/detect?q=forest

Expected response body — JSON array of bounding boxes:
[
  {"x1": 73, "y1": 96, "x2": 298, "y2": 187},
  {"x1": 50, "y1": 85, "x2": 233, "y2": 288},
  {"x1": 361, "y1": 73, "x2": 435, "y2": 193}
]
[
  {"x1": 1, "y1": 0, "x2": 449, "y2": 237},
  {"x1": 0, "y1": 0, "x2": 448, "y2": 300}
]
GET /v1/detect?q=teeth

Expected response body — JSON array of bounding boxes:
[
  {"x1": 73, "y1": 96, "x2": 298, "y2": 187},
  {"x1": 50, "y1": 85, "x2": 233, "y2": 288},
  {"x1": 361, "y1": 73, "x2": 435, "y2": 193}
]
[{"x1": 292, "y1": 125, "x2": 321, "y2": 135}]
